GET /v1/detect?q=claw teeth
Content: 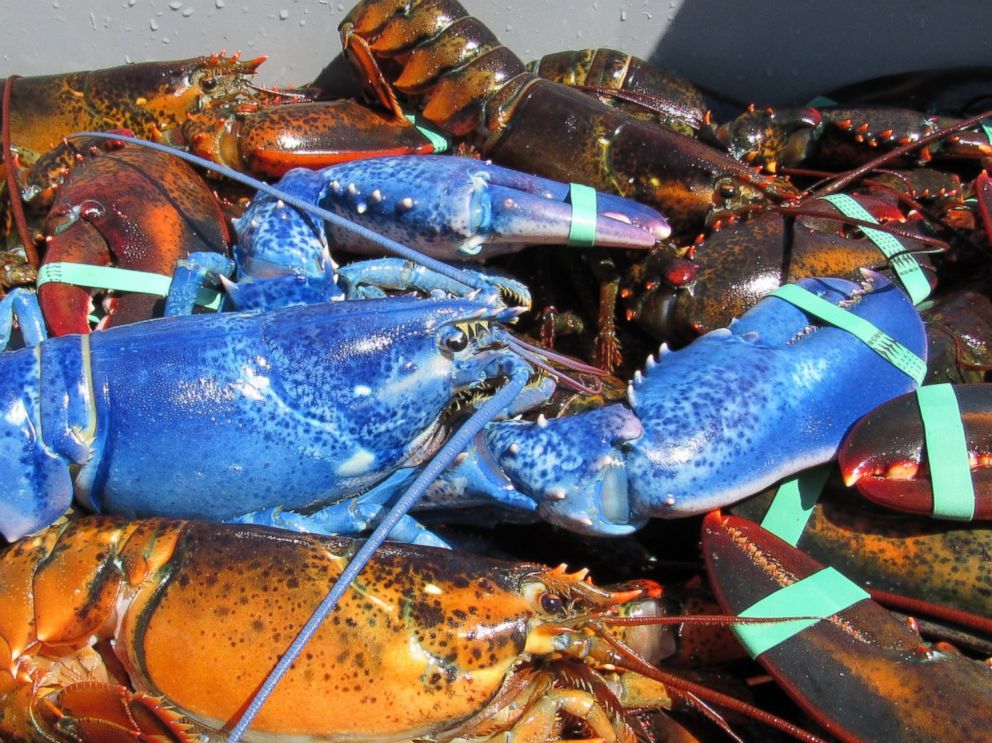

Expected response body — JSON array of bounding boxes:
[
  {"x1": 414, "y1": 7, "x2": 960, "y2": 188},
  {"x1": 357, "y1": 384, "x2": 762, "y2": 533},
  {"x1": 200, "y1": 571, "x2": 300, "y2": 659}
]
[
  {"x1": 347, "y1": 182, "x2": 358, "y2": 195},
  {"x1": 659, "y1": 342, "x2": 670, "y2": 356},
  {"x1": 397, "y1": 196, "x2": 414, "y2": 212},
  {"x1": 330, "y1": 179, "x2": 342, "y2": 193},
  {"x1": 633, "y1": 370, "x2": 644, "y2": 385},
  {"x1": 370, "y1": 189, "x2": 383, "y2": 203},
  {"x1": 544, "y1": 487, "x2": 567, "y2": 501},
  {"x1": 536, "y1": 414, "x2": 548, "y2": 429},
  {"x1": 356, "y1": 202, "x2": 367, "y2": 214},
  {"x1": 645, "y1": 354, "x2": 657, "y2": 370}
]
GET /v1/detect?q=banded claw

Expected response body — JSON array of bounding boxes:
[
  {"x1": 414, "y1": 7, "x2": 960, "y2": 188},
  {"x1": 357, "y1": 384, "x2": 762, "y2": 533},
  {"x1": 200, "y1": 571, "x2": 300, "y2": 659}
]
[
  {"x1": 839, "y1": 383, "x2": 992, "y2": 519},
  {"x1": 316, "y1": 155, "x2": 671, "y2": 259}
]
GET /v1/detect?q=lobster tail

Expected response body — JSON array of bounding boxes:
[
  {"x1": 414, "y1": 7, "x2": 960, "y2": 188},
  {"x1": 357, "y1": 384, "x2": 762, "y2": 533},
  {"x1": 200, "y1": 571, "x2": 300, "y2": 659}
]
[{"x1": 342, "y1": 0, "x2": 534, "y2": 139}]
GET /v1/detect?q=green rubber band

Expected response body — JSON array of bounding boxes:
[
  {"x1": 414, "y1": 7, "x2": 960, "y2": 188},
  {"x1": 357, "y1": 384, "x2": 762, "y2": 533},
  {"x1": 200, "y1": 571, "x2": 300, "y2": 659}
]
[
  {"x1": 404, "y1": 113, "x2": 450, "y2": 154},
  {"x1": 820, "y1": 193, "x2": 930, "y2": 306},
  {"x1": 567, "y1": 183, "x2": 598, "y2": 247},
  {"x1": 760, "y1": 465, "x2": 831, "y2": 546},
  {"x1": 771, "y1": 284, "x2": 927, "y2": 386},
  {"x1": 734, "y1": 567, "x2": 870, "y2": 658},
  {"x1": 806, "y1": 95, "x2": 837, "y2": 108},
  {"x1": 37, "y1": 262, "x2": 223, "y2": 310},
  {"x1": 981, "y1": 120, "x2": 992, "y2": 146},
  {"x1": 917, "y1": 384, "x2": 976, "y2": 520}
]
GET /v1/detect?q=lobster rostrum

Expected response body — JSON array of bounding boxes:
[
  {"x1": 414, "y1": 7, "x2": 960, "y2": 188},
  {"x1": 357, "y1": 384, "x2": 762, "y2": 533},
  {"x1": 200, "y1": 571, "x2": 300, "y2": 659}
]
[
  {"x1": 0, "y1": 514, "x2": 830, "y2": 743},
  {"x1": 338, "y1": 0, "x2": 796, "y2": 241}
]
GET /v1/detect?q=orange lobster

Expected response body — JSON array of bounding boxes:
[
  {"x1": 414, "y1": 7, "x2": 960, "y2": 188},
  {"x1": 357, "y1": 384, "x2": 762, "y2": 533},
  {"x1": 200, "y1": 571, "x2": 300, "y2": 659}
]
[{"x1": 1, "y1": 515, "x2": 823, "y2": 742}]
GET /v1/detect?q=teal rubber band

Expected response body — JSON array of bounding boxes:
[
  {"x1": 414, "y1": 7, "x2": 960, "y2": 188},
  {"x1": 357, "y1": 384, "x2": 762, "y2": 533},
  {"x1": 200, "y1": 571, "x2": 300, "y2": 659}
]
[
  {"x1": 37, "y1": 262, "x2": 223, "y2": 310},
  {"x1": 821, "y1": 194, "x2": 930, "y2": 306},
  {"x1": 981, "y1": 120, "x2": 992, "y2": 146},
  {"x1": 771, "y1": 284, "x2": 927, "y2": 386},
  {"x1": 806, "y1": 95, "x2": 837, "y2": 108},
  {"x1": 917, "y1": 384, "x2": 976, "y2": 520},
  {"x1": 734, "y1": 567, "x2": 870, "y2": 658},
  {"x1": 760, "y1": 465, "x2": 831, "y2": 546},
  {"x1": 567, "y1": 183, "x2": 598, "y2": 247},
  {"x1": 404, "y1": 113, "x2": 450, "y2": 154}
]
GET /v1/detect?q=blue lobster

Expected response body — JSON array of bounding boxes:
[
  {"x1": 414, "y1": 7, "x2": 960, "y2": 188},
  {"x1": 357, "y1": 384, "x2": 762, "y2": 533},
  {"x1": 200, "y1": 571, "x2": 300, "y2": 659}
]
[{"x1": 1, "y1": 138, "x2": 670, "y2": 543}]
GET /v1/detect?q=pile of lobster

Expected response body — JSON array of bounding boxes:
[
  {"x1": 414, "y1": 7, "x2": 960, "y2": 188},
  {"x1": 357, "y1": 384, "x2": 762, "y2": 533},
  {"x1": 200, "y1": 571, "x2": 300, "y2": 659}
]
[{"x1": 1, "y1": 1, "x2": 991, "y2": 741}]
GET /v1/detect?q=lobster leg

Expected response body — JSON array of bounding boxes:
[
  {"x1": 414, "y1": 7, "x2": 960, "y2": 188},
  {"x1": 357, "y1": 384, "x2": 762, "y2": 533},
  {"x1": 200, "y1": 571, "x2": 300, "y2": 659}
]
[
  {"x1": 232, "y1": 486, "x2": 453, "y2": 548},
  {"x1": 0, "y1": 287, "x2": 46, "y2": 348}
]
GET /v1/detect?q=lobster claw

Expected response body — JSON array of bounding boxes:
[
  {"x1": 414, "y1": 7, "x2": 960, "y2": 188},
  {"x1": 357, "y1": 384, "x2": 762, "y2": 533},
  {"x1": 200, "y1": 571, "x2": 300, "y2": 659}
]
[
  {"x1": 702, "y1": 511, "x2": 992, "y2": 742},
  {"x1": 839, "y1": 383, "x2": 992, "y2": 519},
  {"x1": 317, "y1": 155, "x2": 671, "y2": 260},
  {"x1": 480, "y1": 404, "x2": 648, "y2": 536}
]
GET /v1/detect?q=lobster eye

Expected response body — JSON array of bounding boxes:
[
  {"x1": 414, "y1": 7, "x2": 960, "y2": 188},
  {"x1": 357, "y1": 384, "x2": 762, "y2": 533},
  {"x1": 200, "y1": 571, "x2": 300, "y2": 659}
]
[
  {"x1": 718, "y1": 181, "x2": 739, "y2": 200},
  {"x1": 437, "y1": 326, "x2": 469, "y2": 355},
  {"x1": 539, "y1": 593, "x2": 564, "y2": 614},
  {"x1": 201, "y1": 76, "x2": 218, "y2": 92}
]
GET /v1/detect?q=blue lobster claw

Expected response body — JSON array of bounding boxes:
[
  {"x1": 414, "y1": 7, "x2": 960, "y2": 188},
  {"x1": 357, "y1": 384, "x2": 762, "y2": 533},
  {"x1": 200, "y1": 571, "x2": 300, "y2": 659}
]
[
  {"x1": 623, "y1": 272, "x2": 927, "y2": 519},
  {"x1": 316, "y1": 155, "x2": 671, "y2": 258},
  {"x1": 393, "y1": 272, "x2": 927, "y2": 535}
]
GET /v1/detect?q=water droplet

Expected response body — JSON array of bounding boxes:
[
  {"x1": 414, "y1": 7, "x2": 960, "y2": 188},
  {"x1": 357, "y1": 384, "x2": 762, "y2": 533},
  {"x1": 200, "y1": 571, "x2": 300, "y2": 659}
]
[
  {"x1": 162, "y1": 36, "x2": 171, "y2": 44},
  {"x1": 168, "y1": 0, "x2": 183, "y2": 9},
  {"x1": 182, "y1": 6, "x2": 194, "y2": 16},
  {"x1": 279, "y1": 8, "x2": 289, "y2": 20},
  {"x1": 215, "y1": 0, "x2": 225, "y2": 7},
  {"x1": 149, "y1": 18, "x2": 159, "y2": 30},
  {"x1": 124, "y1": 54, "x2": 133, "y2": 63},
  {"x1": 52, "y1": 0, "x2": 60, "y2": 7},
  {"x1": 620, "y1": 9, "x2": 628, "y2": 21},
  {"x1": 126, "y1": 0, "x2": 136, "y2": 6},
  {"x1": 299, "y1": 19, "x2": 307, "y2": 26}
]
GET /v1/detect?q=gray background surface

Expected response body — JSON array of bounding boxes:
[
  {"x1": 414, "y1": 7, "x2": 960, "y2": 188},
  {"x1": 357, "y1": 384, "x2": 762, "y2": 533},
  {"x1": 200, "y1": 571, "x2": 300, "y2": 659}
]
[{"x1": 2, "y1": 0, "x2": 990, "y2": 105}]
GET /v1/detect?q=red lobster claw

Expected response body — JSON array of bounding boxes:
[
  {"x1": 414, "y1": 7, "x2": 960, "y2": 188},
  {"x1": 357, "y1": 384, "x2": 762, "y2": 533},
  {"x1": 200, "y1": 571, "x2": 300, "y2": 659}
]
[{"x1": 702, "y1": 511, "x2": 992, "y2": 743}]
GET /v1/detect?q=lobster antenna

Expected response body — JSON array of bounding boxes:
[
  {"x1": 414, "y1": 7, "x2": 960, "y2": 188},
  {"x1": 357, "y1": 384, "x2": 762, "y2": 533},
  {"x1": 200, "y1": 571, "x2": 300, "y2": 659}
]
[
  {"x1": 2, "y1": 75, "x2": 38, "y2": 268},
  {"x1": 226, "y1": 364, "x2": 533, "y2": 742},
  {"x1": 67, "y1": 132, "x2": 493, "y2": 298},
  {"x1": 802, "y1": 107, "x2": 992, "y2": 200}
]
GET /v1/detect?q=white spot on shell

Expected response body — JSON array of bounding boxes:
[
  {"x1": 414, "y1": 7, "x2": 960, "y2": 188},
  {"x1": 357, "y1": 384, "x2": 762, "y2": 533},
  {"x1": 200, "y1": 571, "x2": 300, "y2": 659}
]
[{"x1": 336, "y1": 449, "x2": 375, "y2": 476}]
